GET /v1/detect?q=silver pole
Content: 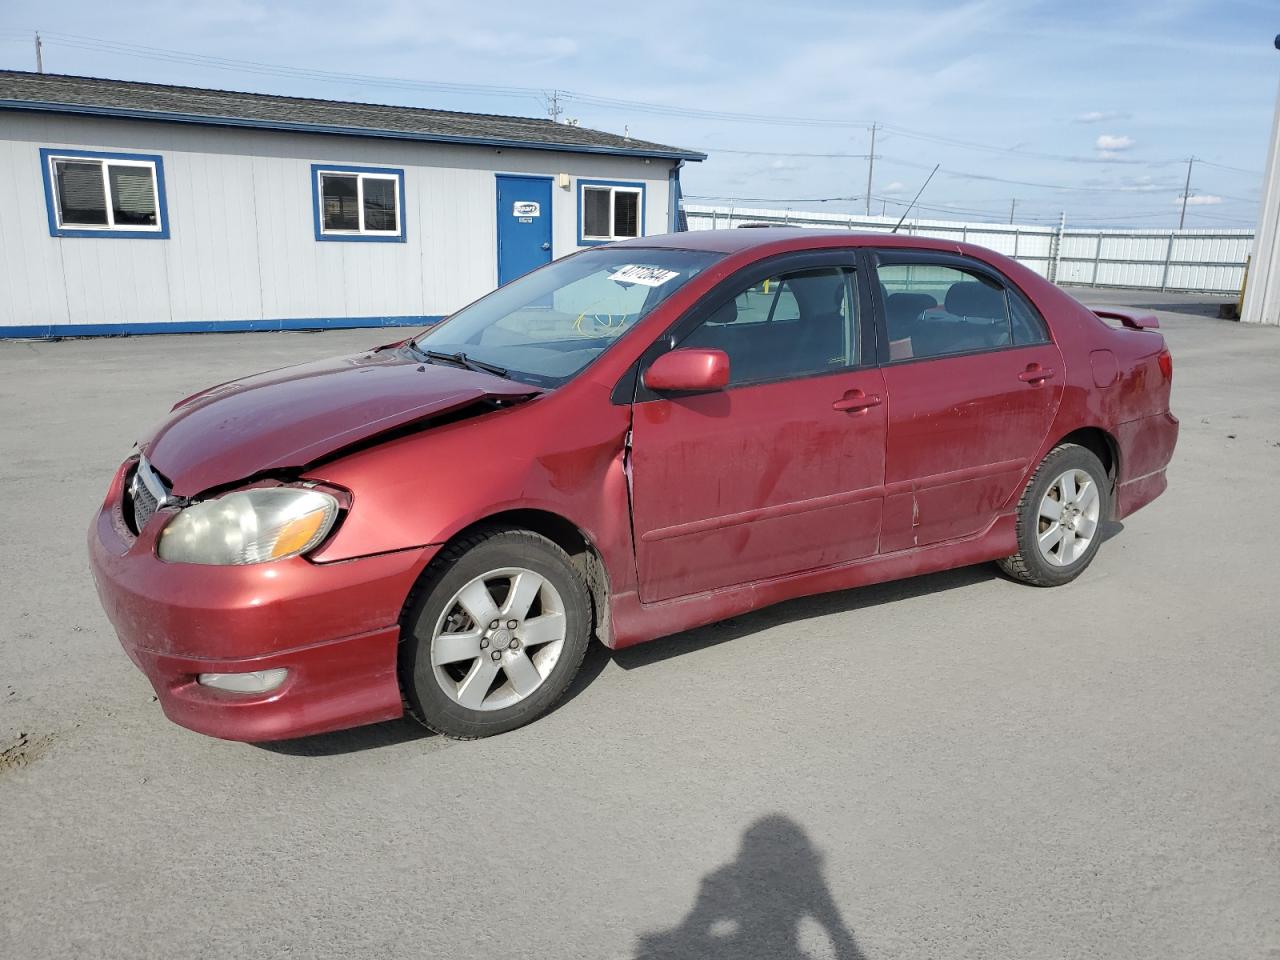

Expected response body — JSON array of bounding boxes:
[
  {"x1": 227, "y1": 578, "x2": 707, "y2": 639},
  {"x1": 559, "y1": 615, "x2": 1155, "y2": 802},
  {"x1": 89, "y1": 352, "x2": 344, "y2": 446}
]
[
  {"x1": 35, "y1": 32, "x2": 43, "y2": 73},
  {"x1": 1178, "y1": 157, "x2": 1194, "y2": 229},
  {"x1": 865, "y1": 123, "x2": 877, "y2": 217}
]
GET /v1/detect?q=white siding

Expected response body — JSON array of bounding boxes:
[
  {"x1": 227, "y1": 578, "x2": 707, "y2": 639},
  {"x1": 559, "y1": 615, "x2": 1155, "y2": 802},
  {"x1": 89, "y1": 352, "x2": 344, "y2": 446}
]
[
  {"x1": 684, "y1": 204, "x2": 1253, "y2": 295},
  {"x1": 0, "y1": 112, "x2": 676, "y2": 332}
]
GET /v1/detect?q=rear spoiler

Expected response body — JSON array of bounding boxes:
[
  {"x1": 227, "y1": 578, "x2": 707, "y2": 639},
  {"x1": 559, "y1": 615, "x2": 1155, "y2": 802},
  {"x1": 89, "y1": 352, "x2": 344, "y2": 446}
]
[{"x1": 1087, "y1": 305, "x2": 1160, "y2": 330}]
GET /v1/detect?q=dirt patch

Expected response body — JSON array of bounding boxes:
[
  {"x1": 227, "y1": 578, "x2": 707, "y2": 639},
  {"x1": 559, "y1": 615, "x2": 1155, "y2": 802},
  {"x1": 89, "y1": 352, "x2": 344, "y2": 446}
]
[{"x1": 0, "y1": 731, "x2": 53, "y2": 774}]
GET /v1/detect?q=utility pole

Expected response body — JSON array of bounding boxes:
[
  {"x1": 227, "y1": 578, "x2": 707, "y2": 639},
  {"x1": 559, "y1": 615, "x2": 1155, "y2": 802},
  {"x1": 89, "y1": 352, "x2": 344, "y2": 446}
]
[
  {"x1": 35, "y1": 32, "x2": 43, "y2": 73},
  {"x1": 544, "y1": 90, "x2": 563, "y2": 123},
  {"x1": 1009, "y1": 198, "x2": 1017, "y2": 224},
  {"x1": 865, "y1": 123, "x2": 878, "y2": 217},
  {"x1": 1178, "y1": 156, "x2": 1195, "y2": 229}
]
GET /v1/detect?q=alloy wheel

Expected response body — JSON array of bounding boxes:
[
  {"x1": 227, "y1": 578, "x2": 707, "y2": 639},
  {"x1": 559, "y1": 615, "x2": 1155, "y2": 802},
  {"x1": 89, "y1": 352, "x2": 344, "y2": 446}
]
[
  {"x1": 1036, "y1": 468, "x2": 1101, "y2": 567},
  {"x1": 429, "y1": 567, "x2": 567, "y2": 711}
]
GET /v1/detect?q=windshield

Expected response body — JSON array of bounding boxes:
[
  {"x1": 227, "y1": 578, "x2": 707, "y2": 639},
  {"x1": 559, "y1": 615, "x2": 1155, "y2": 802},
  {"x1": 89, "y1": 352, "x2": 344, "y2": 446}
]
[{"x1": 412, "y1": 247, "x2": 723, "y2": 387}]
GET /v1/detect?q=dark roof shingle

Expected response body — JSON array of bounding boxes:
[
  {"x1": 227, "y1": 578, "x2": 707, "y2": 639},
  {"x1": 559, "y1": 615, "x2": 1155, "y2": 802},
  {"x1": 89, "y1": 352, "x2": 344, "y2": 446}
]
[{"x1": 0, "y1": 70, "x2": 704, "y2": 161}]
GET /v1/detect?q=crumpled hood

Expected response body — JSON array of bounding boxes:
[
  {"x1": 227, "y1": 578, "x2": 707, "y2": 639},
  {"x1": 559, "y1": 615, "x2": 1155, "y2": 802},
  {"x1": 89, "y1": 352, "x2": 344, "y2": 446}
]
[{"x1": 140, "y1": 349, "x2": 540, "y2": 496}]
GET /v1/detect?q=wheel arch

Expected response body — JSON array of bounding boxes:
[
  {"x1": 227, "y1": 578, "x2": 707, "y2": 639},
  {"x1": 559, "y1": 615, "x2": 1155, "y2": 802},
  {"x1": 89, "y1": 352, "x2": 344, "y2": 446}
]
[
  {"x1": 1052, "y1": 427, "x2": 1120, "y2": 515},
  {"x1": 1054, "y1": 426, "x2": 1119, "y2": 480},
  {"x1": 441, "y1": 508, "x2": 614, "y2": 647}
]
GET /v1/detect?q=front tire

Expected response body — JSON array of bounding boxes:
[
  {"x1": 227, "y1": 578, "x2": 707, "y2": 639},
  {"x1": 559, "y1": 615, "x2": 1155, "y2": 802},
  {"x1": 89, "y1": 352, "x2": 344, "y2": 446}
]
[
  {"x1": 998, "y1": 443, "x2": 1109, "y2": 587},
  {"x1": 399, "y1": 526, "x2": 592, "y2": 739}
]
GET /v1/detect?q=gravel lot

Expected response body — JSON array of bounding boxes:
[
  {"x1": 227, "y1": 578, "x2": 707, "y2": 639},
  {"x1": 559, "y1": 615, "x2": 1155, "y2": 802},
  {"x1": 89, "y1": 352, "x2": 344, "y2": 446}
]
[{"x1": 1, "y1": 288, "x2": 1277, "y2": 960}]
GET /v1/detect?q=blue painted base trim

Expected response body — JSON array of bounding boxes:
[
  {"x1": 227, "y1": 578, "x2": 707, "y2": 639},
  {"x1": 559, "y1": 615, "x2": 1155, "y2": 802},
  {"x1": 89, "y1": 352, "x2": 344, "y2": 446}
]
[{"x1": 0, "y1": 315, "x2": 444, "y2": 339}]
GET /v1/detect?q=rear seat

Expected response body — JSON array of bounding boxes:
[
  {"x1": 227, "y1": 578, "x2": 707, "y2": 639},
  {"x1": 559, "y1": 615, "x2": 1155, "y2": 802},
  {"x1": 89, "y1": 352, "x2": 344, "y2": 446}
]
[{"x1": 909, "y1": 281, "x2": 1009, "y2": 357}]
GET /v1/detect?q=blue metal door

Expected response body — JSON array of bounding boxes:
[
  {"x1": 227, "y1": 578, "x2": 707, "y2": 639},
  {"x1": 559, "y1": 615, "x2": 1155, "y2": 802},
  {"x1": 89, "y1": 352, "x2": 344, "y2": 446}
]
[{"x1": 496, "y1": 175, "x2": 553, "y2": 286}]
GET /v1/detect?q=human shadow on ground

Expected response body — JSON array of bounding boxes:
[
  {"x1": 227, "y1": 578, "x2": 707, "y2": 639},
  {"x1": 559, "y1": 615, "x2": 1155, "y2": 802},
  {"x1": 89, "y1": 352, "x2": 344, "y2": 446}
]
[{"x1": 634, "y1": 814, "x2": 868, "y2": 960}]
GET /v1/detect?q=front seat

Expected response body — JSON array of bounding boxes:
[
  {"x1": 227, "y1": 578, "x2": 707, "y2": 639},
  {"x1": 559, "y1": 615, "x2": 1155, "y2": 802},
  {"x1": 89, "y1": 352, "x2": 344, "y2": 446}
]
[
  {"x1": 885, "y1": 292, "x2": 937, "y2": 343},
  {"x1": 787, "y1": 273, "x2": 848, "y2": 373}
]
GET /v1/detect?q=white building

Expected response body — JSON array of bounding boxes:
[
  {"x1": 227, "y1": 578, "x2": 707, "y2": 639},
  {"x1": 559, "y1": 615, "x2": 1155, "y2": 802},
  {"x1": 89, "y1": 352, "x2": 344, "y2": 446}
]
[
  {"x1": 1242, "y1": 66, "x2": 1280, "y2": 325},
  {"x1": 0, "y1": 71, "x2": 703, "y2": 337}
]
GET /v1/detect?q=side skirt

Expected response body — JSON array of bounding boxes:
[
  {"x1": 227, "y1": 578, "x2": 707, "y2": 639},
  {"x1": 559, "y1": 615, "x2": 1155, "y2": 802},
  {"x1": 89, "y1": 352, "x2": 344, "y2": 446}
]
[{"x1": 607, "y1": 514, "x2": 1018, "y2": 649}]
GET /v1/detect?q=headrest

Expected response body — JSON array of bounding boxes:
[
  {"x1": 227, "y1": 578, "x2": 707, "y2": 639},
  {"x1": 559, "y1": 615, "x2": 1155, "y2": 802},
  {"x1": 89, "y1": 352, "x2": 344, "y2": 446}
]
[
  {"x1": 944, "y1": 281, "x2": 1006, "y2": 320},
  {"x1": 706, "y1": 300, "x2": 737, "y2": 325},
  {"x1": 787, "y1": 272, "x2": 845, "y2": 315},
  {"x1": 885, "y1": 292, "x2": 937, "y2": 320}
]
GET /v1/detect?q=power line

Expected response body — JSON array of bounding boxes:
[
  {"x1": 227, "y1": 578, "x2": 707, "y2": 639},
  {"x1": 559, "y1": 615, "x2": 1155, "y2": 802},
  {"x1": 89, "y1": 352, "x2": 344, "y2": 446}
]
[
  {"x1": 684, "y1": 193, "x2": 860, "y2": 204},
  {"x1": 877, "y1": 123, "x2": 1183, "y2": 167},
  {"x1": 701, "y1": 146, "x2": 1253, "y2": 200},
  {"x1": 1197, "y1": 158, "x2": 1264, "y2": 176},
  {"x1": 14, "y1": 29, "x2": 1271, "y2": 178},
  {"x1": 703, "y1": 147, "x2": 872, "y2": 159},
  {"x1": 7, "y1": 28, "x2": 1266, "y2": 222},
  {"x1": 877, "y1": 154, "x2": 1188, "y2": 195},
  {"x1": 14, "y1": 31, "x2": 550, "y2": 103},
  {"x1": 695, "y1": 144, "x2": 1261, "y2": 197},
  {"x1": 1183, "y1": 210, "x2": 1259, "y2": 226}
]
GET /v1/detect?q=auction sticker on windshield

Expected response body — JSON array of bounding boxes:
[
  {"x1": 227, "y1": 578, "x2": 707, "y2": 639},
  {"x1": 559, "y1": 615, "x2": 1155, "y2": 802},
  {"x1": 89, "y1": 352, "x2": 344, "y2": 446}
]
[{"x1": 607, "y1": 265, "x2": 682, "y2": 287}]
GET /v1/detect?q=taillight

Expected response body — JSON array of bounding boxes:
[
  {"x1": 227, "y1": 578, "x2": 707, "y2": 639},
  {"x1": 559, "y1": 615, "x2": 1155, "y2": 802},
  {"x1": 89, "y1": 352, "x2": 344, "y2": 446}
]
[{"x1": 1158, "y1": 348, "x2": 1173, "y2": 382}]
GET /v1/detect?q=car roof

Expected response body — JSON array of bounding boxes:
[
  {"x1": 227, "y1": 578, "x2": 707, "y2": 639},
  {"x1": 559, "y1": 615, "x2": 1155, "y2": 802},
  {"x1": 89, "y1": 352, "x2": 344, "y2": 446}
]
[{"x1": 613, "y1": 228, "x2": 972, "y2": 257}]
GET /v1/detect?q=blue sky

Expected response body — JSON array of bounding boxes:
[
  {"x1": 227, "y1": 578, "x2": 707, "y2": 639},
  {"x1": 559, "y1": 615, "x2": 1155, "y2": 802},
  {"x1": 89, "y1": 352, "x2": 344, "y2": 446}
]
[{"x1": 1, "y1": 0, "x2": 1276, "y2": 228}]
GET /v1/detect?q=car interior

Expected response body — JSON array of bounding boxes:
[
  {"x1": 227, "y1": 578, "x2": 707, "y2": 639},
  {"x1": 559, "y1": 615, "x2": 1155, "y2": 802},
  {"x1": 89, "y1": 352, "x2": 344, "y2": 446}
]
[
  {"x1": 680, "y1": 269, "x2": 853, "y2": 383},
  {"x1": 882, "y1": 276, "x2": 1020, "y2": 360}
]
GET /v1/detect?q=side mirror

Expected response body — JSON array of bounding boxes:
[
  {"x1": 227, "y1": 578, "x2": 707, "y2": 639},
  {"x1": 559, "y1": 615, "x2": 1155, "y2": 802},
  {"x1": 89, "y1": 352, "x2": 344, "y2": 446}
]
[{"x1": 643, "y1": 348, "x2": 730, "y2": 393}]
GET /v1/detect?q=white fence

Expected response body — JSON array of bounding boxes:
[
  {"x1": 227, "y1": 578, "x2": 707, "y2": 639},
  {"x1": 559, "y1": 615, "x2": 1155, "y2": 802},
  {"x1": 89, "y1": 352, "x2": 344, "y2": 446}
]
[{"x1": 683, "y1": 204, "x2": 1252, "y2": 295}]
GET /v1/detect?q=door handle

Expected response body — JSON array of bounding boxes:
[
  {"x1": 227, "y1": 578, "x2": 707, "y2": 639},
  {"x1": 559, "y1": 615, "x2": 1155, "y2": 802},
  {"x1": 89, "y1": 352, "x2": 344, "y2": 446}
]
[
  {"x1": 832, "y1": 390, "x2": 882, "y2": 413},
  {"x1": 541, "y1": 242, "x2": 551, "y2": 251},
  {"x1": 1018, "y1": 364, "x2": 1056, "y2": 384}
]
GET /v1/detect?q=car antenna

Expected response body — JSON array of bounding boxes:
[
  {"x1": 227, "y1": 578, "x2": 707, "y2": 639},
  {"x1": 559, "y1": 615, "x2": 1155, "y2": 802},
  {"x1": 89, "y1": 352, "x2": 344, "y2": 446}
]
[{"x1": 891, "y1": 164, "x2": 940, "y2": 234}]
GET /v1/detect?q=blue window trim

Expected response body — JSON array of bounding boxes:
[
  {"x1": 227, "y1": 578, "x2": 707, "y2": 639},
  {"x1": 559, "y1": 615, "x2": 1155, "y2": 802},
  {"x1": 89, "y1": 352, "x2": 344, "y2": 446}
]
[
  {"x1": 38, "y1": 147, "x2": 170, "y2": 239},
  {"x1": 311, "y1": 163, "x2": 407, "y2": 243},
  {"x1": 577, "y1": 179, "x2": 646, "y2": 246}
]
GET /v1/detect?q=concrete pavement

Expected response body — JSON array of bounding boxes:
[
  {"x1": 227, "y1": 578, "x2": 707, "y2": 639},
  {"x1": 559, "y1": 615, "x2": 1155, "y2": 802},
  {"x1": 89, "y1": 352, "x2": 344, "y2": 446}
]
[{"x1": 1, "y1": 291, "x2": 1277, "y2": 959}]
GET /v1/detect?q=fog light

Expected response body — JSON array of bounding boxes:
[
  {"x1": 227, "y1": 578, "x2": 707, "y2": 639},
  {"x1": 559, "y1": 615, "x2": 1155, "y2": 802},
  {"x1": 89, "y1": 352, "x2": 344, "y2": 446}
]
[{"x1": 197, "y1": 669, "x2": 288, "y2": 693}]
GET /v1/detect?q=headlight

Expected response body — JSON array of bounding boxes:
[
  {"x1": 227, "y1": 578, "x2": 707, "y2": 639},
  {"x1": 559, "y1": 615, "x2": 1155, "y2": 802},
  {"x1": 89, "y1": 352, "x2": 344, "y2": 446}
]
[{"x1": 157, "y1": 487, "x2": 339, "y2": 565}]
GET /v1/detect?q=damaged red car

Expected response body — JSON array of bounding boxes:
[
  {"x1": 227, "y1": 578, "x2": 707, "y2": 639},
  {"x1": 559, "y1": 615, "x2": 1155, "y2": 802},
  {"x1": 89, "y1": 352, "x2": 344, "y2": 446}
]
[{"x1": 88, "y1": 229, "x2": 1178, "y2": 741}]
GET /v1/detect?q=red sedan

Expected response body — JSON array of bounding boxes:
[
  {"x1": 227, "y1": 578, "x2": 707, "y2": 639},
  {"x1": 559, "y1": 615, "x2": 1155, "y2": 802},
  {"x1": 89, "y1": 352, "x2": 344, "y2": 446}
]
[{"x1": 88, "y1": 229, "x2": 1177, "y2": 741}]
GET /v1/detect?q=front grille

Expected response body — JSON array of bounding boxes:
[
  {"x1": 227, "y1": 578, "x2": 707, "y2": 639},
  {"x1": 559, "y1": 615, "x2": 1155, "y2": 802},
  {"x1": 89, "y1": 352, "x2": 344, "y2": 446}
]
[{"x1": 125, "y1": 457, "x2": 169, "y2": 534}]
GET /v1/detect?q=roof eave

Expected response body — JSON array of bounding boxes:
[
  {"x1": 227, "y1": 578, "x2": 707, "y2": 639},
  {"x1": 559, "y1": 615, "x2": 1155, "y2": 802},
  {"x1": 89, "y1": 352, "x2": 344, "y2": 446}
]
[{"x1": 0, "y1": 99, "x2": 707, "y2": 162}]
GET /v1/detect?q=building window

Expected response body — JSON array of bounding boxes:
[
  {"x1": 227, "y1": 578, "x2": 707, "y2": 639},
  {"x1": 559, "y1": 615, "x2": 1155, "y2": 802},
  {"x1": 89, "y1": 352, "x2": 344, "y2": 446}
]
[
  {"x1": 312, "y1": 165, "x2": 405, "y2": 242},
  {"x1": 578, "y1": 180, "x2": 645, "y2": 244},
  {"x1": 39, "y1": 148, "x2": 168, "y2": 239}
]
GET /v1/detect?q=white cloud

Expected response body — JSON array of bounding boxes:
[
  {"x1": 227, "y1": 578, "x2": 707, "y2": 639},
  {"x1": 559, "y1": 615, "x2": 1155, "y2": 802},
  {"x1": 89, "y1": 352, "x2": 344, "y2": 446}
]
[
  {"x1": 445, "y1": 29, "x2": 577, "y2": 59},
  {"x1": 1075, "y1": 110, "x2": 1122, "y2": 124},
  {"x1": 1095, "y1": 134, "x2": 1135, "y2": 151},
  {"x1": 883, "y1": 181, "x2": 907, "y2": 193},
  {"x1": 1177, "y1": 194, "x2": 1223, "y2": 206}
]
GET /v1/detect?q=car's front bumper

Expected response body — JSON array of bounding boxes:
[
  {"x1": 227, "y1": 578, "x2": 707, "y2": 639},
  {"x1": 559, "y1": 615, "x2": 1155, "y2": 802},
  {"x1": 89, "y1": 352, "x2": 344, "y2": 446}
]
[{"x1": 88, "y1": 461, "x2": 435, "y2": 741}]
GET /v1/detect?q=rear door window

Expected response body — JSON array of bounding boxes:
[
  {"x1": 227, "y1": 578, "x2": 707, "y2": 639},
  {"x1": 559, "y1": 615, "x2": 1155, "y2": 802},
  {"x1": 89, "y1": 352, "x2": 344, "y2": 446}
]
[{"x1": 877, "y1": 262, "x2": 1017, "y2": 361}]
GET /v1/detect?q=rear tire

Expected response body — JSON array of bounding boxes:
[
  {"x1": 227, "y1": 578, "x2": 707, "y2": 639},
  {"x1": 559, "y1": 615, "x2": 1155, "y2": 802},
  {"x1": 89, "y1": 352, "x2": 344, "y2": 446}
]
[
  {"x1": 398, "y1": 526, "x2": 592, "y2": 739},
  {"x1": 998, "y1": 443, "x2": 1109, "y2": 587}
]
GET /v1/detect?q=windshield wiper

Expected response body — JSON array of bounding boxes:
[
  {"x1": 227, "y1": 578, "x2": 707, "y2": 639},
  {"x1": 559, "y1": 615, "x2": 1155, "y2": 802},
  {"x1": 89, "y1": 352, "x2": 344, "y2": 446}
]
[{"x1": 418, "y1": 348, "x2": 509, "y2": 379}]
